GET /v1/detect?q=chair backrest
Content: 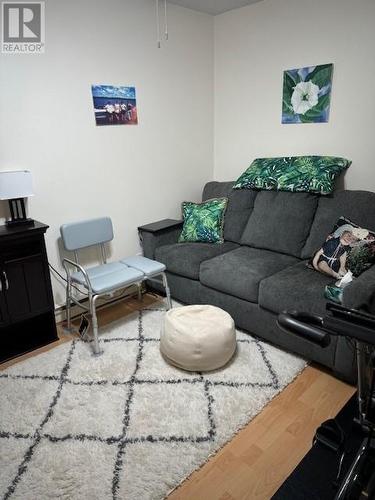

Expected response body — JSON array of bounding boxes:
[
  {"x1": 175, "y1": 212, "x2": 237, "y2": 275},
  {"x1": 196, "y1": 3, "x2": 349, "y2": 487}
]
[{"x1": 60, "y1": 217, "x2": 114, "y2": 251}]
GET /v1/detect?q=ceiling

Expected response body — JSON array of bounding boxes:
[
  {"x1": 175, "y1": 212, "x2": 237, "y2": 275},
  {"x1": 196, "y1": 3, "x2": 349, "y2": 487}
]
[{"x1": 167, "y1": 0, "x2": 264, "y2": 16}]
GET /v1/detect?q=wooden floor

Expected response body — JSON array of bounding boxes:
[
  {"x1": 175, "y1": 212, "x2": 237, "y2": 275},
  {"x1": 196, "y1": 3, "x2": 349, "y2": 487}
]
[
  {"x1": 168, "y1": 365, "x2": 354, "y2": 500},
  {"x1": 0, "y1": 293, "x2": 158, "y2": 371},
  {"x1": 0, "y1": 294, "x2": 355, "y2": 499}
]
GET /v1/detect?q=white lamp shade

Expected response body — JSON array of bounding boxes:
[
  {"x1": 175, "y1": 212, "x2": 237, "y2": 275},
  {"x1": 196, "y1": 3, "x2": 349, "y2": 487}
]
[{"x1": 0, "y1": 170, "x2": 34, "y2": 200}]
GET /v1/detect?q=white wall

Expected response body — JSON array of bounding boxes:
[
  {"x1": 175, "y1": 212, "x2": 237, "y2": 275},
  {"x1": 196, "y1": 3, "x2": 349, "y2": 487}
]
[
  {"x1": 2, "y1": 0, "x2": 375, "y2": 307},
  {"x1": 0, "y1": 0, "x2": 214, "y2": 306},
  {"x1": 214, "y1": 0, "x2": 375, "y2": 189}
]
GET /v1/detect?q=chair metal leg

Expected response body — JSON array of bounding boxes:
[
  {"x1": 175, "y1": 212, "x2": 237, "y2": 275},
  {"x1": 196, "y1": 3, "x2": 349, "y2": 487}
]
[
  {"x1": 162, "y1": 272, "x2": 172, "y2": 310},
  {"x1": 63, "y1": 278, "x2": 74, "y2": 333},
  {"x1": 137, "y1": 282, "x2": 143, "y2": 302},
  {"x1": 90, "y1": 294, "x2": 103, "y2": 356}
]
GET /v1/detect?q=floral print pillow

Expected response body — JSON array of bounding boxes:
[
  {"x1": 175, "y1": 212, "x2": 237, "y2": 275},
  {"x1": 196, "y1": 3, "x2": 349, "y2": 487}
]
[
  {"x1": 310, "y1": 216, "x2": 375, "y2": 278},
  {"x1": 233, "y1": 156, "x2": 351, "y2": 195},
  {"x1": 179, "y1": 198, "x2": 228, "y2": 244}
]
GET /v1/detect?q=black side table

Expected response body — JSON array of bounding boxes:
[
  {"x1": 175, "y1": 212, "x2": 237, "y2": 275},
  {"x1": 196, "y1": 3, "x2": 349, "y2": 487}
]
[
  {"x1": 137, "y1": 219, "x2": 183, "y2": 260},
  {"x1": 0, "y1": 221, "x2": 58, "y2": 363}
]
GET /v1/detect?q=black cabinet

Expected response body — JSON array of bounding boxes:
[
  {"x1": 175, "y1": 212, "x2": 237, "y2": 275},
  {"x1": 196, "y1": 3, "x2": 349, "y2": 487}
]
[
  {"x1": 0, "y1": 290, "x2": 7, "y2": 327},
  {"x1": 0, "y1": 221, "x2": 58, "y2": 363}
]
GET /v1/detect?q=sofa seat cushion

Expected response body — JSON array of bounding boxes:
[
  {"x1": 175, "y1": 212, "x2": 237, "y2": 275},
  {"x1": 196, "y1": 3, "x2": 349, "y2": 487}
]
[
  {"x1": 240, "y1": 191, "x2": 318, "y2": 257},
  {"x1": 259, "y1": 260, "x2": 334, "y2": 315},
  {"x1": 199, "y1": 246, "x2": 298, "y2": 303},
  {"x1": 155, "y1": 241, "x2": 239, "y2": 280}
]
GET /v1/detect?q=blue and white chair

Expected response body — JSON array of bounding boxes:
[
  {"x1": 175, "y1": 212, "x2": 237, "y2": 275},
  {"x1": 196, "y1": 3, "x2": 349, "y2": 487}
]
[{"x1": 60, "y1": 217, "x2": 171, "y2": 355}]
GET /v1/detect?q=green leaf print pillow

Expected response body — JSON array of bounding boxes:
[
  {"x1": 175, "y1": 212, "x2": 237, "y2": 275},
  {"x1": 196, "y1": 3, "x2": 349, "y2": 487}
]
[
  {"x1": 179, "y1": 197, "x2": 228, "y2": 244},
  {"x1": 233, "y1": 156, "x2": 351, "y2": 194}
]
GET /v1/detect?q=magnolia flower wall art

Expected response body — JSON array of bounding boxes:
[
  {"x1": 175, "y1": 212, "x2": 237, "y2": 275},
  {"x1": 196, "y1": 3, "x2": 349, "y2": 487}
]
[{"x1": 282, "y1": 64, "x2": 333, "y2": 124}]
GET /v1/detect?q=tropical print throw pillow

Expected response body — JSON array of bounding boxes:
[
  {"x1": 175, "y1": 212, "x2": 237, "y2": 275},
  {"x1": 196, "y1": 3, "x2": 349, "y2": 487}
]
[
  {"x1": 310, "y1": 216, "x2": 375, "y2": 278},
  {"x1": 179, "y1": 197, "x2": 228, "y2": 244},
  {"x1": 233, "y1": 156, "x2": 351, "y2": 194}
]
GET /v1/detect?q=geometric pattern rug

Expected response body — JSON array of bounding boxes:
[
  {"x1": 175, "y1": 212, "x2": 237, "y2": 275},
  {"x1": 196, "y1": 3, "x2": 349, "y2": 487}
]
[{"x1": 0, "y1": 302, "x2": 306, "y2": 500}]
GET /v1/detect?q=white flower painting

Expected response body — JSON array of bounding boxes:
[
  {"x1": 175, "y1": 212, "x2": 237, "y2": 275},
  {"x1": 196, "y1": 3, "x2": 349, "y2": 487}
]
[{"x1": 282, "y1": 64, "x2": 333, "y2": 124}]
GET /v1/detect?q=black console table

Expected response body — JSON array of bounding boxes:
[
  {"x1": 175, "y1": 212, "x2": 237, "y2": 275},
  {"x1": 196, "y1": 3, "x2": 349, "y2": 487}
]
[
  {"x1": 138, "y1": 218, "x2": 183, "y2": 234},
  {"x1": 0, "y1": 221, "x2": 58, "y2": 363}
]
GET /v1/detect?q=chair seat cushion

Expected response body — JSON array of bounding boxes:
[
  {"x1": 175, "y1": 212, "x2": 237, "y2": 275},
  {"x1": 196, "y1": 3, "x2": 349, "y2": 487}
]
[
  {"x1": 258, "y1": 260, "x2": 334, "y2": 315},
  {"x1": 200, "y1": 247, "x2": 298, "y2": 303},
  {"x1": 71, "y1": 262, "x2": 128, "y2": 282},
  {"x1": 155, "y1": 242, "x2": 239, "y2": 280},
  {"x1": 72, "y1": 264, "x2": 144, "y2": 294},
  {"x1": 120, "y1": 256, "x2": 165, "y2": 277}
]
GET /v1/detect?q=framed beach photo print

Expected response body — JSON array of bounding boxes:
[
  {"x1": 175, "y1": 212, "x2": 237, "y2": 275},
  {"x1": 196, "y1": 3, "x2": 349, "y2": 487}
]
[{"x1": 91, "y1": 85, "x2": 138, "y2": 126}]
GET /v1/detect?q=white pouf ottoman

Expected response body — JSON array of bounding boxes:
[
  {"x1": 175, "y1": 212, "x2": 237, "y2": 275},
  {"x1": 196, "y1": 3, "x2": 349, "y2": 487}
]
[{"x1": 160, "y1": 305, "x2": 236, "y2": 372}]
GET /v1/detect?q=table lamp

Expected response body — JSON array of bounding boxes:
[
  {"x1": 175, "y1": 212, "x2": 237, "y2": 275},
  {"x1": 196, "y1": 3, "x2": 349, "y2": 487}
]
[{"x1": 0, "y1": 170, "x2": 34, "y2": 226}]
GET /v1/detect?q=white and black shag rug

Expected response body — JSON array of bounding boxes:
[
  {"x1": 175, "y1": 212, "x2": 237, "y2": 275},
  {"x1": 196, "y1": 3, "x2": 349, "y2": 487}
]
[{"x1": 0, "y1": 302, "x2": 306, "y2": 500}]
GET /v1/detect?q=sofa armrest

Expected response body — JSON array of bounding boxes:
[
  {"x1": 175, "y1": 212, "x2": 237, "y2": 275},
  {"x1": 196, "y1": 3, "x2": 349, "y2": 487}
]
[
  {"x1": 343, "y1": 265, "x2": 375, "y2": 313},
  {"x1": 138, "y1": 219, "x2": 183, "y2": 259}
]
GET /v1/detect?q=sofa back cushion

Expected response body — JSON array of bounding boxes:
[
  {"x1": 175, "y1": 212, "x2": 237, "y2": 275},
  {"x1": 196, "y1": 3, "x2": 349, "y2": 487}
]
[
  {"x1": 202, "y1": 181, "x2": 257, "y2": 243},
  {"x1": 240, "y1": 191, "x2": 319, "y2": 258},
  {"x1": 302, "y1": 190, "x2": 375, "y2": 259}
]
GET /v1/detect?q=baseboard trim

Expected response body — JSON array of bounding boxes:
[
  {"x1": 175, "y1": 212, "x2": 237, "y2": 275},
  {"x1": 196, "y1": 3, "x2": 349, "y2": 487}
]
[{"x1": 54, "y1": 284, "x2": 140, "y2": 324}]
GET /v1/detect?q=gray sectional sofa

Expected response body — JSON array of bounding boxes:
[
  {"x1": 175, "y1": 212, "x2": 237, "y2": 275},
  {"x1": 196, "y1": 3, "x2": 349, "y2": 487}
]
[{"x1": 139, "y1": 182, "x2": 375, "y2": 383}]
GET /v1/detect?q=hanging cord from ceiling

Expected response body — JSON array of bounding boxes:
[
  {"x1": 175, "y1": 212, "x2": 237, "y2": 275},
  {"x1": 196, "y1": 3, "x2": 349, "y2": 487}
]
[
  {"x1": 156, "y1": 0, "x2": 168, "y2": 48},
  {"x1": 156, "y1": 0, "x2": 161, "y2": 48},
  {"x1": 164, "y1": 0, "x2": 168, "y2": 40}
]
